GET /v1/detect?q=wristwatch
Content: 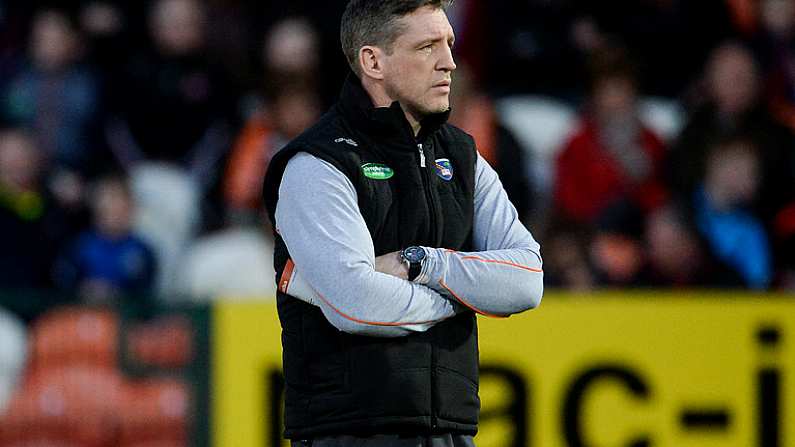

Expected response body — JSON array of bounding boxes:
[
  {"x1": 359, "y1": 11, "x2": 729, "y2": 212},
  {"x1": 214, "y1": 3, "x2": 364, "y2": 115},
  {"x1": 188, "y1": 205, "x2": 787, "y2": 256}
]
[{"x1": 400, "y1": 246, "x2": 427, "y2": 282}]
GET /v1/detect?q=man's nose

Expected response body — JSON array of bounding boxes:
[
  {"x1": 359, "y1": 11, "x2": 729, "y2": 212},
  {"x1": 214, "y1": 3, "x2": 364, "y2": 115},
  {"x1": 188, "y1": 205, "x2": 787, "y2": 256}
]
[{"x1": 438, "y1": 45, "x2": 457, "y2": 72}]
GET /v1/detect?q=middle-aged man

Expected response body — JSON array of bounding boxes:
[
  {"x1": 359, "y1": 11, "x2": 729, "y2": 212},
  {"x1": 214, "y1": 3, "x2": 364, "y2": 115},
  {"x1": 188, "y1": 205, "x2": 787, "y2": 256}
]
[{"x1": 262, "y1": 1, "x2": 544, "y2": 446}]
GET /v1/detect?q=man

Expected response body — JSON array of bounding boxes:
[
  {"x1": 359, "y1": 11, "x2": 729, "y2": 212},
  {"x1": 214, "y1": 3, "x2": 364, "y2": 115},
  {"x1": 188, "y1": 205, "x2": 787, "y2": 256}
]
[{"x1": 263, "y1": 1, "x2": 544, "y2": 446}]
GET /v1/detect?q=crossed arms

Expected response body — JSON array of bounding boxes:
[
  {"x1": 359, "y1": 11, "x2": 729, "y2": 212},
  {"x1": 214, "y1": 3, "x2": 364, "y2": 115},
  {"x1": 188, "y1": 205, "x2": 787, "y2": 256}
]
[{"x1": 275, "y1": 152, "x2": 543, "y2": 337}]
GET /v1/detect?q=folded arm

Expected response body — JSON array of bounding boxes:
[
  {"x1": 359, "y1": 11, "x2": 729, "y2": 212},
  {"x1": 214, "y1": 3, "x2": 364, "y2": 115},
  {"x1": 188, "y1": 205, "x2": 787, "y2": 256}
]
[
  {"x1": 415, "y1": 154, "x2": 543, "y2": 317},
  {"x1": 275, "y1": 153, "x2": 462, "y2": 337}
]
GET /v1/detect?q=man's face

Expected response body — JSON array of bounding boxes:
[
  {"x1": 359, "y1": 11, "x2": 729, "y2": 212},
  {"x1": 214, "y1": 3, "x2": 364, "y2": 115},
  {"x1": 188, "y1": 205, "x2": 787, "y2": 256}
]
[{"x1": 380, "y1": 6, "x2": 457, "y2": 122}]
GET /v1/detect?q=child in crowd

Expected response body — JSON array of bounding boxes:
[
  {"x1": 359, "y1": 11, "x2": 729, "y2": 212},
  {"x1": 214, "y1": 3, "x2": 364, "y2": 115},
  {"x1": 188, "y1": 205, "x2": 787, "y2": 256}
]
[
  {"x1": 692, "y1": 135, "x2": 771, "y2": 289},
  {"x1": 55, "y1": 176, "x2": 156, "y2": 303}
]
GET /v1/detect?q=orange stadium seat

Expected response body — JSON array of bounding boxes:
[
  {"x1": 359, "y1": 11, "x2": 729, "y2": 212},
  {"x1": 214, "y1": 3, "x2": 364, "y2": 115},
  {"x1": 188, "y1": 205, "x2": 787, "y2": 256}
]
[
  {"x1": 118, "y1": 379, "x2": 189, "y2": 446},
  {"x1": 121, "y1": 444, "x2": 185, "y2": 447},
  {"x1": 0, "y1": 366, "x2": 123, "y2": 447},
  {"x1": 28, "y1": 307, "x2": 118, "y2": 372},
  {"x1": 127, "y1": 316, "x2": 194, "y2": 369}
]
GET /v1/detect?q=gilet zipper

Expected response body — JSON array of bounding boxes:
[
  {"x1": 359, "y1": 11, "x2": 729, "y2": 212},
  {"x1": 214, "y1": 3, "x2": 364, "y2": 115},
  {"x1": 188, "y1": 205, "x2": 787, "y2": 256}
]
[{"x1": 418, "y1": 142, "x2": 439, "y2": 430}]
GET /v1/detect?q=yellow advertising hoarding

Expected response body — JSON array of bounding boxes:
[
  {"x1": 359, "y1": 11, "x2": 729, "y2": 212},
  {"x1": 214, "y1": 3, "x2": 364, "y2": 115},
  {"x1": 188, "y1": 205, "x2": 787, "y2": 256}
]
[{"x1": 213, "y1": 292, "x2": 795, "y2": 447}]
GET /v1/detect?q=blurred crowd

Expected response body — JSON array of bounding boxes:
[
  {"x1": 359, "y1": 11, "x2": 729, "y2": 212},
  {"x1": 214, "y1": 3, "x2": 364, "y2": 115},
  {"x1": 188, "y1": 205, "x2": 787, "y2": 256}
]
[
  {"x1": 0, "y1": 0, "x2": 794, "y2": 324},
  {"x1": 0, "y1": 0, "x2": 794, "y2": 437}
]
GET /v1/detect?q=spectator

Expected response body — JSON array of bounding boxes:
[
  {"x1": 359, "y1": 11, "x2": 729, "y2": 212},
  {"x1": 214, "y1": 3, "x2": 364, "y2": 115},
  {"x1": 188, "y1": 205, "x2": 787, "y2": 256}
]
[
  {"x1": 54, "y1": 175, "x2": 156, "y2": 304},
  {"x1": 553, "y1": 48, "x2": 667, "y2": 228},
  {"x1": 261, "y1": 17, "x2": 320, "y2": 87},
  {"x1": 224, "y1": 18, "x2": 323, "y2": 223},
  {"x1": 1, "y1": 8, "x2": 102, "y2": 175},
  {"x1": 670, "y1": 42, "x2": 794, "y2": 219},
  {"x1": 224, "y1": 84, "x2": 321, "y2": 223},
  {"x1": 691, "y1": 135, "x2": 772, "y2": 289},
  {"x1": 449, "y1": 65, "x2": 533, "y2": 222},
  {"x1": 244, "y1": 2, "x2": 352, "y2": 107},
  {"x1": 643, "y1": 204, "x2": 706, "y2": 286},
  {"x1": 107, "y1": 0, "x2": 234, "y2": 192},
  {"x1": 551, "y1": 48, "x2": 668, "y2": 286},
  {"x1": 642, "y1": 203, "x2": 743, "y2": 287},
  {"x1": 588, "y1": 204, "x2": 648, "y2": 286},
  {"x1": 0, "y1": 129, "x2": 75, "y2": 290}
]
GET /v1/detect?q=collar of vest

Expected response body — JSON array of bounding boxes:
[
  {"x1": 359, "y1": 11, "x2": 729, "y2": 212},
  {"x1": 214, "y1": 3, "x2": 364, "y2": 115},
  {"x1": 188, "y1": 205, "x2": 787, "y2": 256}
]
[{"x1": 338, "y1": 73, "x2": 451, "y2": 147}]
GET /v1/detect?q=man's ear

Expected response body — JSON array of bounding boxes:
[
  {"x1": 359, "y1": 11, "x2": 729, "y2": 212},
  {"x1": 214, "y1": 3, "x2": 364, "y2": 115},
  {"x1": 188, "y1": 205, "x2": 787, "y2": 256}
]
[{"x1": 359, "y1": 46, "x2": 385, "y2": 80}]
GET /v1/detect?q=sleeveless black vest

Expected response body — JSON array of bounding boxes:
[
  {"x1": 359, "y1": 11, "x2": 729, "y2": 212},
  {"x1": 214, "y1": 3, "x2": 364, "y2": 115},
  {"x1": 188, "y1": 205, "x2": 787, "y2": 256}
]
[{"x1": 263, "y1": 76, "x2": 480, "y2": 439}]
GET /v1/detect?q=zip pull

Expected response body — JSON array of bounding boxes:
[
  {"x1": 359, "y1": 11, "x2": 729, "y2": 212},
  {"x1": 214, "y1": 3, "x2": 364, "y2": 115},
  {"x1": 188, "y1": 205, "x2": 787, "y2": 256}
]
[{"x1": 417, "y1": 143, "x2": 426, "y2": 167}]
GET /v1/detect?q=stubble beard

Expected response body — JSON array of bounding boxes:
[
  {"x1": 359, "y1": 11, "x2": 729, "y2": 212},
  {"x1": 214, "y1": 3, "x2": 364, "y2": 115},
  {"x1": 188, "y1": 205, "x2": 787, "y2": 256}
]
[{"x1": 410, "y1": 95, "x2": 451, "y2": 120}]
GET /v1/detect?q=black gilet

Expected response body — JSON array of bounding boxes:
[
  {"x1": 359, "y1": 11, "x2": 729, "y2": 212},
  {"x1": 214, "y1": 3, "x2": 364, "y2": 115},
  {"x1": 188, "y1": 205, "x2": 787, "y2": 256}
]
[{"x1": 263, "y1": 75, "x2": 479, "y2": 439}]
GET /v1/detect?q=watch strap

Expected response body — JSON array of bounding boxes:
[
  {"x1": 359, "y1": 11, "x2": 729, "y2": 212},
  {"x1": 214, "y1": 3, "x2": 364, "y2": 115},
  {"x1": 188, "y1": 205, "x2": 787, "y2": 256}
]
[{"x1": 407, "y1": 260, "x2": 422, "y2": 282}]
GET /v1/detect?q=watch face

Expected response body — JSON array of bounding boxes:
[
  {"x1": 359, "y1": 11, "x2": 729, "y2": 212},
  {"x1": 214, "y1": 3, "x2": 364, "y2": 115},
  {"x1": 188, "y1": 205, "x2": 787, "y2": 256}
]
[{"x1": 403, "y1": 246, "x2": 426, "y2": 263}]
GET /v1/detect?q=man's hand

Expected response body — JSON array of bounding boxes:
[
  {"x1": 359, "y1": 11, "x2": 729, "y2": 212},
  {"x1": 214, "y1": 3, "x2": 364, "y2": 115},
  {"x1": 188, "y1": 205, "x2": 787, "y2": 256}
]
[{"x1": 375, "y1": 251, "x2": 409, "y2": 280}]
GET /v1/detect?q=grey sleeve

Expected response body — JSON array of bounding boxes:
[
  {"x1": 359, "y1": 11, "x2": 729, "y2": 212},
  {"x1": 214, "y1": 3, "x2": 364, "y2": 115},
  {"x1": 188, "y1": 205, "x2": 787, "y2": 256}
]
[
  {"x1": 416, "y1": 154, "x2": 544, "y2": 316},
  {"x1": 275, "y1": 153, "x2": 462, "y2": 337}
]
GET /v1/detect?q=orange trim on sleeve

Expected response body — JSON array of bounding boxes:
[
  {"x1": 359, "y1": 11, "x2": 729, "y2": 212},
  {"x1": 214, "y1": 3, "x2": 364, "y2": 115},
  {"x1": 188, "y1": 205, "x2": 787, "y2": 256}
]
[
  {"x1": 313, "y1": 290, "x2": 447, "y2": 327},
  {"x1": 439, "y1": 279, "x2": 508, "y2": 319},
  {"x1": 459, "y1": 254, "x2": 543, "y2": 273},
  {"x1": 279, "y1": 259, "x2": 295, "y2": 294}
]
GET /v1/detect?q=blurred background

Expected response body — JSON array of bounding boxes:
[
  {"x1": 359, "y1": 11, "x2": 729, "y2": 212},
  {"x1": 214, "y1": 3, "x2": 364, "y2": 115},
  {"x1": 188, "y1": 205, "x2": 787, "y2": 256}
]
[{"x1": 0, "y1": 0, "x2": 794, "y2": 446}]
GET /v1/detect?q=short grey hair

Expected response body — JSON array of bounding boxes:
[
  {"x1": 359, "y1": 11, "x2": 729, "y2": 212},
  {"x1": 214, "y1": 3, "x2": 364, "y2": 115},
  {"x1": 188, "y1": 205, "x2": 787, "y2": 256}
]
[{"x1": 340, "y1": 0, "x2": 452, "y2": 76}]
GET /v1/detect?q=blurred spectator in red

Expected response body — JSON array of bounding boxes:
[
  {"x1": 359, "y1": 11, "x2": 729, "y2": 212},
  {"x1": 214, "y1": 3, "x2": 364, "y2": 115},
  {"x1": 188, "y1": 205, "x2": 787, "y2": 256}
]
[
  {"x1": 554, "y1": 48, "x2": 667, "y2": 227},
  {"x1": 449, "y1": 65, "x2": 533, "y2": 222},
  {"x1": 668, "y1": 41, "x2": 794, "y2": 225},
  {"x1": 551, "y1": 48, "x2": 668, "y2": 287},
  {"x1": 691, "y1": 135, "x2": 772, "y2": 289},
  {"x1": 54, "y1": 175, "x2": 156, "y2": 304},
  {"x1": 0, "y1": 129, "x2": 77, "y2": 290},
  {"x1": 224, "y1": 17, "x2": 323, "y2": 224},
  {"x1": 1, "y1": 8, "x2": 102, "y2": 177},
  {"x1": 107, "y1": 0, "x2": 234, "y2": 192}
]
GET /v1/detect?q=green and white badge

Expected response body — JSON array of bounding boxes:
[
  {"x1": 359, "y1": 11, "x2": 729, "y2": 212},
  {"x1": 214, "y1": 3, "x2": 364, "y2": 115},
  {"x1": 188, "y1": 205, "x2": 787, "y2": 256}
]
[{"x1": 361, "y1": 163, "x2": 394, "y2": 180}]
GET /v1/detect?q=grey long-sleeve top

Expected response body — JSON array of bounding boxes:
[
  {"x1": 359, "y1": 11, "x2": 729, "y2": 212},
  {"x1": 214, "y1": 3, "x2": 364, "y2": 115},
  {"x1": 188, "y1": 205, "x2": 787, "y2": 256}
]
[{"x1": 275, "y1": 152, "x2": 543, "y2": 337}]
